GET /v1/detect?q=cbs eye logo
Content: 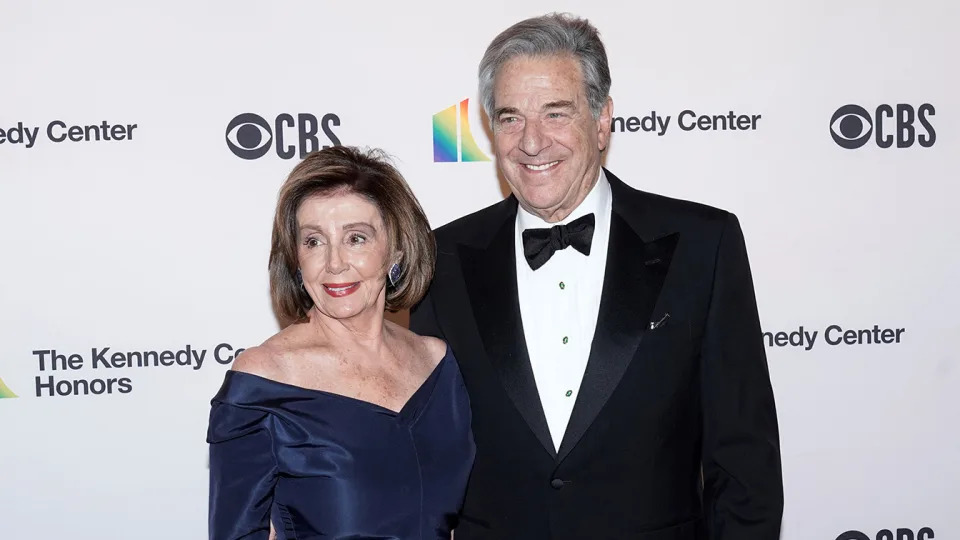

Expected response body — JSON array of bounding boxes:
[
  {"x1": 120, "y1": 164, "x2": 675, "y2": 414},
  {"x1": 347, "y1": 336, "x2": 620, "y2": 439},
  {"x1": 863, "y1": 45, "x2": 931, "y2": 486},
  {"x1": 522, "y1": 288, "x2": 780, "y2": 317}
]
[
  {"x1": 226, "y1": 112, "x2": 342, "y2": 160},
  {"x1": 830, "y1": 104, "x2": 935, "y2": 150},
  {"x1": 226, "y1": 113, "x2": 273, "y2": 159},
  {"x1": 837, "y1": 527, "x2": 935, "y2": 540}
]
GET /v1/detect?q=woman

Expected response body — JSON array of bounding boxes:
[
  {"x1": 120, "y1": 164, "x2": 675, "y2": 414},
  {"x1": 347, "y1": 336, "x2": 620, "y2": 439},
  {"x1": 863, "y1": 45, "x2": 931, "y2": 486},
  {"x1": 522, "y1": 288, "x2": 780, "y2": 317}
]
[{"x1": 206, "y1": 146, "x2": 475, "y2": 540}]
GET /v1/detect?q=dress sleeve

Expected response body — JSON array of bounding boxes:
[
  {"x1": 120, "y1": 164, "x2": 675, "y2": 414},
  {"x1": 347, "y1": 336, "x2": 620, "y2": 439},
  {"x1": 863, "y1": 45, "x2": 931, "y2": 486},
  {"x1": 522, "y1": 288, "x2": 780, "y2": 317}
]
[{"x1": 207, "y1": 401, "x2": 278, "y2": 540}]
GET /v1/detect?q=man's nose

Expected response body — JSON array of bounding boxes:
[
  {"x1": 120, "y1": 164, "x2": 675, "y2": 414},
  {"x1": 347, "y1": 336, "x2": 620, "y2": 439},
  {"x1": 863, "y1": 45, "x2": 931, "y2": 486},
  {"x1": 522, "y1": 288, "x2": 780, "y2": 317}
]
[{"x1": 519, "y1": 119, "x2": 549, "y2": 156}]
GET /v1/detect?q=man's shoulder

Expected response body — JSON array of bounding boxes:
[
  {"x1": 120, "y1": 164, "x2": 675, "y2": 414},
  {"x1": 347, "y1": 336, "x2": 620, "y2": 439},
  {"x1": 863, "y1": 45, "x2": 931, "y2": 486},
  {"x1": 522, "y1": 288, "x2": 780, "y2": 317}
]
[
  {"x1": 633, "y1": 187, "x2": 729, "y2": 222},
  {"x1": 608, "y1": 171, "x2": 732, "y2": 233}
]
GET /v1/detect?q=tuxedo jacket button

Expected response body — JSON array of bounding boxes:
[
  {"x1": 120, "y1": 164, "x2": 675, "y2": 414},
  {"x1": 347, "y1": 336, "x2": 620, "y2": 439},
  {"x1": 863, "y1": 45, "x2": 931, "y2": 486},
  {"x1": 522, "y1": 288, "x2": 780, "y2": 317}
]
[{"x1": 550, "y1": 478, "x2": 564, "y2": 489}]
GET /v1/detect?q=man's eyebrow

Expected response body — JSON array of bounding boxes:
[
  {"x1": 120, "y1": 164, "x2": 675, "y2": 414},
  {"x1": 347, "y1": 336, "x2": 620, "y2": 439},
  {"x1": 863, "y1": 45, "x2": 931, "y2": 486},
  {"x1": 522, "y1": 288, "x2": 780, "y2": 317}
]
[
  {"x1": 493, "y1": 106, "x2": 520, "y2": 117},
  {"x1": 542, "y1": 100, "x2": 575, "y2": 110}
]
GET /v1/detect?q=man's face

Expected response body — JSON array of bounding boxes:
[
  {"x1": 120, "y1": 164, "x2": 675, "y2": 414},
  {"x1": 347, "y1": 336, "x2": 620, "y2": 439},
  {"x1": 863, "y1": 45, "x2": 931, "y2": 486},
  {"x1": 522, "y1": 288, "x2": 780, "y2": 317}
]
[{"x1": 491, "y1": 54, "x2": 612, "y2": 222}]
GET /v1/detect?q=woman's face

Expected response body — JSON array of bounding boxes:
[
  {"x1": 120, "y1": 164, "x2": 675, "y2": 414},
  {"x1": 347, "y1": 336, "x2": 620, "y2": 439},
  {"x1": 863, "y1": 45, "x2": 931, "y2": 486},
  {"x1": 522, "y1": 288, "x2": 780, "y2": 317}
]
[{"x1": 296, "y1": 191, "x2": 392, "y2": 321}]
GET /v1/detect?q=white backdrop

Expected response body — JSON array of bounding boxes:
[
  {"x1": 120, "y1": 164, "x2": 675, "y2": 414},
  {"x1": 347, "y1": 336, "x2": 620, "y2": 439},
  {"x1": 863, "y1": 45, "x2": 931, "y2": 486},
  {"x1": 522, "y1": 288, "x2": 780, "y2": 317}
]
[{"x1": 1, "y1": 1, "x2": 957, "y2": 539}]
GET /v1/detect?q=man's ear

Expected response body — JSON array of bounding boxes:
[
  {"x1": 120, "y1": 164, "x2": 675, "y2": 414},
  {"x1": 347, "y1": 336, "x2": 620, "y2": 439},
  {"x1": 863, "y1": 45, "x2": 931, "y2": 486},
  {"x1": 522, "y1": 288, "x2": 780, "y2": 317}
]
[{"x1": 597, "y1": 96, "x2": 613, "y2": 152}]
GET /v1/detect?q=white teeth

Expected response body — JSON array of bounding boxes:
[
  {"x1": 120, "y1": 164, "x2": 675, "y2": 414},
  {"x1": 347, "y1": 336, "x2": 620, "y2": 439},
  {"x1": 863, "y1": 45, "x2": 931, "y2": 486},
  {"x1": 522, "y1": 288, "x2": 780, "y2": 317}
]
[
  {"x1": 327, "y1": 285, "x2": 353, "y2": 292},
  {"x1": 524, "y1": 161, "x2": 558, "y2": 171}
]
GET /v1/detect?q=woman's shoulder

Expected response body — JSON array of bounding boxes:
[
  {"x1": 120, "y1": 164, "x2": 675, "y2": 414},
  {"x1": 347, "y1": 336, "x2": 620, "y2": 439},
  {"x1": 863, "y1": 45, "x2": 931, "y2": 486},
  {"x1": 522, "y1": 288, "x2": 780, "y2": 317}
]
[
  {"x1": 420, "y1": 335, "x2": 449, "y2": 363},
  {"x1": 213, "y1": 345, "x2": 284, "y2": 409},
  {"x1": 230, "y1": 324, "x2": 311, "y2": 379},
  {"x1": 212, "y1": 352, "x2": 322, "y2": 417},
  {"x1": 214, "y1": 328, "x2": 316, "y2": 404},
  {"x1": 387, "y1": 320, "x2": 448, "y2": 363},
  {"x1": 230, "y1": 344, "x2": 282, "y2": 380}
]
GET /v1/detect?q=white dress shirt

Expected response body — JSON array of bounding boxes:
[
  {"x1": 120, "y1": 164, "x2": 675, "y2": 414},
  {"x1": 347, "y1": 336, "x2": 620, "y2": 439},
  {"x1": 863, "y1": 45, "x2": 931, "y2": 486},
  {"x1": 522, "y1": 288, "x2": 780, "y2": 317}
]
[{"x1": 514, "y1": 170, "x2": 612, "y2": 450}]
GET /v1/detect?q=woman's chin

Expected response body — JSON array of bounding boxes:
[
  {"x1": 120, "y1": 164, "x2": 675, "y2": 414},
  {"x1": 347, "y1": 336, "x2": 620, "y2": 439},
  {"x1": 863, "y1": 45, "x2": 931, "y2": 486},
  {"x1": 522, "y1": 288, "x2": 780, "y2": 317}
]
[{"x1": 314, "y1": 299, "x2": 379, "y2": 321}]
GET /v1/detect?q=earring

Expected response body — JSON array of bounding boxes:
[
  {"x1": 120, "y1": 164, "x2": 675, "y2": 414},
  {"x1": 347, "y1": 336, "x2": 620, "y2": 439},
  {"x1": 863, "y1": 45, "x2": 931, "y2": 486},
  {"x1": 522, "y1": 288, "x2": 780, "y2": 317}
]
[
  {"x1": 295, "y1": 269, "x2": 304, "y2": 289},
  {"x1": 388, "y1": 263, "x2": 401, "y2": 287}
]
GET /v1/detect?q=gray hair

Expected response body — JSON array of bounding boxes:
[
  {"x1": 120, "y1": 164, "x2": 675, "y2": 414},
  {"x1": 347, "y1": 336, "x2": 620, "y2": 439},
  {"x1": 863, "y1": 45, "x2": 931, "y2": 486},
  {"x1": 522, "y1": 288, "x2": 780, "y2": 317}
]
[{"x1": 478, "y1": 13, "x2": 612, "y2": 123}]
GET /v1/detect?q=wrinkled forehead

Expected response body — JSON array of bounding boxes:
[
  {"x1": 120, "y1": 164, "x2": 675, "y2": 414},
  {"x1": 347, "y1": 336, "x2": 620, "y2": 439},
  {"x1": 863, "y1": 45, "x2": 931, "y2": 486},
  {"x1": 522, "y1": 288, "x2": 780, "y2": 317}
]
[{"x1": 295, "y1": 190, "x2": 387, "y2": 231}]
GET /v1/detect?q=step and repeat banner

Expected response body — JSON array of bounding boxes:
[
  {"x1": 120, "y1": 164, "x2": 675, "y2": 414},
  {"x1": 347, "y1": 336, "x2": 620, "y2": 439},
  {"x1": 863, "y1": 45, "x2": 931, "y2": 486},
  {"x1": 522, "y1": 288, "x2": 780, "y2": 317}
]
[{"x1": 1, "y1": 1, "x2": 957, "y2": 538}]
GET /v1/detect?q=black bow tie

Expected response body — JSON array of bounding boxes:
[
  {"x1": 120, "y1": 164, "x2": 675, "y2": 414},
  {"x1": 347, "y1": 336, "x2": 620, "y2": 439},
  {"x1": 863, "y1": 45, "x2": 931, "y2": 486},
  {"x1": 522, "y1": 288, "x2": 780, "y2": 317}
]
[{"x1": 521, "y1": 213, "x2": 595, "y2": 271}]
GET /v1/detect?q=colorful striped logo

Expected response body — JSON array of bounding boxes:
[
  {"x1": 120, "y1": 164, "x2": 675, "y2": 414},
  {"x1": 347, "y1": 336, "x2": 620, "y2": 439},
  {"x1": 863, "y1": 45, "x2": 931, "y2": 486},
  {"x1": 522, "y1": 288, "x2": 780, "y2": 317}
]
[
  {"x1": 0, "y1": 377, "x2": 17, "y2": 398},
  {"x1": 433, "y1": 98, "x2": 491, "y2": 162}
]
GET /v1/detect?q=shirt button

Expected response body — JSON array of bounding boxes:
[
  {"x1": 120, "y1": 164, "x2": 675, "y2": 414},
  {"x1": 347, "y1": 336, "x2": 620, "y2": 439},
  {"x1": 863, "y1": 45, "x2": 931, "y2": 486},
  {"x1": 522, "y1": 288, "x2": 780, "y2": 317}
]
[
  {"x1": 550, "y1": 478, "x2": 564, "y2": 489},
  {"x1": 562, "y1": 336, "x2": 569, "y2": 345},
  {"x1": 559, "y1": 281, "x2": 565, "y2": 290},
  {"x1": 565, "y1": 390, "x2": 573, "y2": 397}
]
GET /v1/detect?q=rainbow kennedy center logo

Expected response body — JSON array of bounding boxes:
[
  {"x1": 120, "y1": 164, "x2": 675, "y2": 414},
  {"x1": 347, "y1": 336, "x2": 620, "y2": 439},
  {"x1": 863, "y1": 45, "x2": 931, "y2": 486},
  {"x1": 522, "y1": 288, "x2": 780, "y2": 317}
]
[
  {"x1": 0, "y1": 376, "x2": 17, "y2": 398},
  {"x1": 433, "y1": 98, "x2": 490, "y2": 162}
]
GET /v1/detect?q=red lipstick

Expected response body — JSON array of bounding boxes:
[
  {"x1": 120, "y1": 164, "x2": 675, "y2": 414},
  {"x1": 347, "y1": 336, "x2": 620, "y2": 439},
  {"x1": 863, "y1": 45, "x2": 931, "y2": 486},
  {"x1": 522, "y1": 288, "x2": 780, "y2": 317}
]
[{"x1": 322, "y1": 282, "x2": 360, "y2": 297}]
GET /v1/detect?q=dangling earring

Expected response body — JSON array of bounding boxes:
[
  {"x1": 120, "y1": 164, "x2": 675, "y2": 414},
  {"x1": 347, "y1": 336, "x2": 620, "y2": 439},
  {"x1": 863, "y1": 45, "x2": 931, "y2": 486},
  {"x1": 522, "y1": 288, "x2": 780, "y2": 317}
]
[
  {"x1": 295, "y1": 269, "x2": 305, "y2": 289},
  {"x1": 388, "y1": 263, "x2": 401, "y2": 287}
]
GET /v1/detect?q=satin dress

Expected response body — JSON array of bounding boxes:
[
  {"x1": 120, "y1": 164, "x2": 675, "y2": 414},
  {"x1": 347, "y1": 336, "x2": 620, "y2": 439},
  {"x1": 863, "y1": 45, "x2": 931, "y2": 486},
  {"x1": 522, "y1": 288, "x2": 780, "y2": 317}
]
[{"x1": 207, "y1": 346, "x2": 475, "y2": 540}]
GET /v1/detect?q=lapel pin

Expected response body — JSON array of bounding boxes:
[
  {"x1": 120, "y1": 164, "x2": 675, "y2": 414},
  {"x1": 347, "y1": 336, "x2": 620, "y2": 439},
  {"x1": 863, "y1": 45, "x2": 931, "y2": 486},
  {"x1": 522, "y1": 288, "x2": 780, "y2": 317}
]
[{"x1": 650, "y1": 312, "x2": 671, "y2": 330}]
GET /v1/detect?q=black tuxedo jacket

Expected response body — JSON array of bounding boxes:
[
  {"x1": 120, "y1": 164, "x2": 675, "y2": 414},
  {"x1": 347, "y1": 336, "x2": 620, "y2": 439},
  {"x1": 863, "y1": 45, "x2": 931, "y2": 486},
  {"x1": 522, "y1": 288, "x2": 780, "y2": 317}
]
[{"x1": 410, "y1": 170, "x2": 783, "y2": 540}]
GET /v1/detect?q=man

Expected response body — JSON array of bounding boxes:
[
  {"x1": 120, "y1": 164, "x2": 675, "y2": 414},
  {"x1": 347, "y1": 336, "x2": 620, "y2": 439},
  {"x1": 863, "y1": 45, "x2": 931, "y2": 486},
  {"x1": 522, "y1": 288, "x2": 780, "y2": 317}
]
[{"x1": 411, "y1": 13, "x2": 783, "y2": 540}]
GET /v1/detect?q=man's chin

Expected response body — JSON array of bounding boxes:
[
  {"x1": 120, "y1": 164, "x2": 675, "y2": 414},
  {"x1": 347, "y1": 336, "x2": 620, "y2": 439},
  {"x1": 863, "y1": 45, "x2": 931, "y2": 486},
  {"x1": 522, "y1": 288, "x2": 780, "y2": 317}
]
[{"x1": 516, "y1": 196, "x2": 567, "y2": 219}]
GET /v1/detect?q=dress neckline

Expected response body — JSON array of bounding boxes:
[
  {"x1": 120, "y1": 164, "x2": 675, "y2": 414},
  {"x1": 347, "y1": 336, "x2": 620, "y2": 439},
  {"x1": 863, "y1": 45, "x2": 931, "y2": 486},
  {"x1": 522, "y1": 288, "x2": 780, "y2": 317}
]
[{"x1": 224, "y1": 344, "x2": 452, "y2": 420}]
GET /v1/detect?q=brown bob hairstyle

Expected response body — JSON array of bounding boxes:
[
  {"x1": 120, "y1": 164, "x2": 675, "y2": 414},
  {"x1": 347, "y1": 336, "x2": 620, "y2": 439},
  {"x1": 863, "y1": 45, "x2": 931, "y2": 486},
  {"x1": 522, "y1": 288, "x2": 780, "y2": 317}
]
[{"x1": 269, "y1": 145, "x2": 435, "y2": 326}]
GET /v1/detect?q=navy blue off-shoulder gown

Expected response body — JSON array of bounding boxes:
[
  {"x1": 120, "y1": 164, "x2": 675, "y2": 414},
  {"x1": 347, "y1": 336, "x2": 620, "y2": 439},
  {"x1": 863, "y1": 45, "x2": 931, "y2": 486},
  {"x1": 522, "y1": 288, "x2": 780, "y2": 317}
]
[{"x1": 206, "y1": 346, "x2": 475, "y2": 540}]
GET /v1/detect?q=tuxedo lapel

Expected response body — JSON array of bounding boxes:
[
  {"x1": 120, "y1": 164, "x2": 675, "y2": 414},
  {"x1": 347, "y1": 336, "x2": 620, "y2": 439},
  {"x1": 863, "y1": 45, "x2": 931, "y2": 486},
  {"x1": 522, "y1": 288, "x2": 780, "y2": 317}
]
[
  {"x1": 556, "y1": 184, "x2": 680, "y2": 463},
  {"x1": 459, "y1": 200, "x2": 557, "y2": 459}
]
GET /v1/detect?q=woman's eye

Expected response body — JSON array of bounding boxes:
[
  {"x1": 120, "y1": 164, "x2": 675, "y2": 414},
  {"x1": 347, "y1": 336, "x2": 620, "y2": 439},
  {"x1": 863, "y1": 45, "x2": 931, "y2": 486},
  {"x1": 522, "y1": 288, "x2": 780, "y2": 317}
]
[
  {"x1": 349, "y1": 233, "x2": 367, "y2": 245},
  {"x1": 304, "y1": 237, "x2": 320, "y2": 248}
]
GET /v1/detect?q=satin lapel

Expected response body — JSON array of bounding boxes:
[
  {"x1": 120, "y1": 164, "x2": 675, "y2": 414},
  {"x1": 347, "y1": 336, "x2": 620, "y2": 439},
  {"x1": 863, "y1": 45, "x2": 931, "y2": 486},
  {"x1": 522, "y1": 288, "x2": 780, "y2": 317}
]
[
  {"x1": 459, "y1": 209, "x2": 557, "y2": 459},
  {"x1": 556, "y1": 212, "x2": 680, "y2": 463}
]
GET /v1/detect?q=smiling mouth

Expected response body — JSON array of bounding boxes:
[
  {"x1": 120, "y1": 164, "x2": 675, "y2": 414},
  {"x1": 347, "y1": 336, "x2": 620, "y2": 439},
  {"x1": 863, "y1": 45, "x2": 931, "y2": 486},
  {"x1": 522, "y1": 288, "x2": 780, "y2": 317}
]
[
  {"x1": 322, "y1": 283, "x2": 360, "y2": 297},
  {"x1": 523, "y1": 161, "x2": 559, "y2": 171}
]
